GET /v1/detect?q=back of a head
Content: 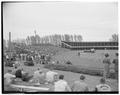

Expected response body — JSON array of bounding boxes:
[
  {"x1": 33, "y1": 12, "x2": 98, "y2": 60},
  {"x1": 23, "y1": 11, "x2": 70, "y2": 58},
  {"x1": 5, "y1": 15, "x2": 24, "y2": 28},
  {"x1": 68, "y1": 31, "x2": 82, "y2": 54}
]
[
  {"x1": 105, "y1": 53, "x2": 109, "y2": 57},
  {"x1": 8, "y1": 69, "x2": 12, "y2": 73},
  {"x1": 59, "y1": 75, "x2": 64, "y2": 80},
  {"x1": 15, "y1": 66, "x2": 18, "y2": 69},
  {"x1": 100, "y1": 78, "x2": 106, "y2": 84},
  {"x1": 80, "y1": 75, "x2": 85, "y2": 80},
  {"x1": 37, "y1": 68, "x2": 40, "y2": 70},
  {"x1": 116, "y1": 53, "x2": 118, "y2": 57}
]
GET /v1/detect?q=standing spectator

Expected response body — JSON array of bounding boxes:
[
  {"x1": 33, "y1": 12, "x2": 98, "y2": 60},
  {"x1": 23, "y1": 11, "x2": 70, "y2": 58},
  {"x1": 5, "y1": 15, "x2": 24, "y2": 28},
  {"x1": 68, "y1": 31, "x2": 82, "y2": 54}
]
[
  {"x1": 54, "y1": 75, "x2": 71, "y2": 92},
  {"x1": 71, "y1": 75, "x2": 89, "y2": 92},
  {"x1": 57, "y1": 61, "x2": 59, "y2": 64},
  {"x1": 4, "y1": 70, "x2": 16, "y2": 85},
  {"x1": 78, "y1": 52, "x2": 80, "y2": 56},
  {"x1": 103, "y1": 53, "x2": 111, "y2": 79},
  {"x1": 112, "y1": 53, "x2": 118, "y2": 80},
  {"x1": 95, "y1": 78, "x2": 111, "y2": 92},
  {"x1": 46, "y1": 68, "x2": 58, "y2": 84}
]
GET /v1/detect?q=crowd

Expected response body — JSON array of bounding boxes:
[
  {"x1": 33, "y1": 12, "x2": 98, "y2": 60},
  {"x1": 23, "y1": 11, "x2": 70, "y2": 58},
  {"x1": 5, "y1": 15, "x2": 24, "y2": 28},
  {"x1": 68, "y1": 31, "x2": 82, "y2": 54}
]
[
  {"x1": 4, "y1": 52, "x2": 118, "y2": 92},
  {"x1": 4, "y1": 66, "x2": 112, "y2": 92}
]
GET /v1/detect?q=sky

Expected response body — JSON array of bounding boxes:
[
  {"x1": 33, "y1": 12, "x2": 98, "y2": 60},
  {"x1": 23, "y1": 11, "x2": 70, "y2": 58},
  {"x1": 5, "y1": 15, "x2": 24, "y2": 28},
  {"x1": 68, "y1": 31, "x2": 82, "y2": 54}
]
[{"x1": 3, "y1": 1, "x2": 118, "y2": 41}]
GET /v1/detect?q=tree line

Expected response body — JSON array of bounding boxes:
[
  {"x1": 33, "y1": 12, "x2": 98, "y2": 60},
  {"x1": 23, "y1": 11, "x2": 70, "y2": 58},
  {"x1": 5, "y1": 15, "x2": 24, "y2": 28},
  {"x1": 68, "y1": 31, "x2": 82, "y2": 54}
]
[
  {"x1": 25, "y1": 34, "x2": 83, "y2": 45},
  {"x1": 3, "y1": 33, "x2": 118, "y2": 48}
]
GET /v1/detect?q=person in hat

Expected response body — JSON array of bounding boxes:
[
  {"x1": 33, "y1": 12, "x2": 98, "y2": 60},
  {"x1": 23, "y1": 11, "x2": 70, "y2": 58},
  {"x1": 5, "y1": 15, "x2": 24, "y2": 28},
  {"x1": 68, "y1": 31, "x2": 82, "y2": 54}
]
[
  {"x1": 103, "y1": 53, "x2": 111, "y2": 79},
  {"x1": 71, "y1": 75, "x2": 89, "y2": 92}
]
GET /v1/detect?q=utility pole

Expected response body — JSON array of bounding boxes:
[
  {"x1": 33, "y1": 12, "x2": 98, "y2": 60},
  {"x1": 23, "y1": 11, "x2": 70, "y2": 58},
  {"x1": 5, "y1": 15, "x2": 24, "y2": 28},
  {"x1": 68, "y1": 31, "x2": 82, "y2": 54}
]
[
  {"x1": 8, "y1": 32, "x2": 12, "y2": 59},
  {"x1": 34, "y1": 30, "x2": 37, "y2": 45}
]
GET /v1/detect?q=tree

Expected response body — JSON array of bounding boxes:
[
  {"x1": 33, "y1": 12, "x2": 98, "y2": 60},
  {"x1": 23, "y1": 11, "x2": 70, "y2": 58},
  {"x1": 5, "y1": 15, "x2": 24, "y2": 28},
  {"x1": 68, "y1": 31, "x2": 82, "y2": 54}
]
[
  {"x1": 64, "y1": 34, "x2": 70, "y2": 42},
  {"x1": 77, "y1": 35, "x2": 83, "y2": 42},
  {"x1": 109, "y1": 34, "x2": 118, "y2": 42}
]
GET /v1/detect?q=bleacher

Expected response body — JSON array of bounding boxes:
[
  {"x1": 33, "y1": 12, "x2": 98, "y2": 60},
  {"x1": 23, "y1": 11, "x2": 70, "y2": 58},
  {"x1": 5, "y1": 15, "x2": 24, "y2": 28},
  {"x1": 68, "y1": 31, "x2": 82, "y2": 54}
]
[{"x1": 61, "y1": 41, "x2": 118, "y2": 50}]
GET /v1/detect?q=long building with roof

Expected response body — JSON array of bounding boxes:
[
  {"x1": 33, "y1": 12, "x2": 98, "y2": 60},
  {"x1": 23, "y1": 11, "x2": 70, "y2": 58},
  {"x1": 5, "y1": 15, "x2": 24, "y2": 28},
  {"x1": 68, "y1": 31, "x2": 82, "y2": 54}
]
[{"x1": 61, "y1": 41, "x2": 118, "y2": 50}]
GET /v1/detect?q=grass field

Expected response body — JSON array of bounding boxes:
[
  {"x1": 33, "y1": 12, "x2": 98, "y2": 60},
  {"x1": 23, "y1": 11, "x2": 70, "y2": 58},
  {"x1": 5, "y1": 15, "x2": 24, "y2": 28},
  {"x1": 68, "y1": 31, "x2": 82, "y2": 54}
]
[
  {"x1": 3, "y1": 49, "x2": 118, "y2": 91},
  {"x1": 52, "y1": 50, "x2": 118, "y2": 70}
]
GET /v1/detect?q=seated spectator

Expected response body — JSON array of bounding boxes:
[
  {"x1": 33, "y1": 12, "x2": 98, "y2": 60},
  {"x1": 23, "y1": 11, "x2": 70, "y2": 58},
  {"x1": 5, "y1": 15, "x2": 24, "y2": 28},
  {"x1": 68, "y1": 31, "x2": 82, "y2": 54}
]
[
  {"x1": 21, "y1": 68, "x2": 26, "y2": 75},
  {"x1": 54, "y1": 75, "x2": 71, "y2": 92},
  {"x1": 38, "y1": 70, "x2": 45, "y2": 84},
  {"x1": 12, "y1": 66, "x2": 18, "y2": 75},
  {"x1": 95, "y1": 78, "x2": 111, "y2": 92},
  {"x1": 71, "y1": 75, "x2": 89, "y2": 92},
  {"x1": 46, "y1": 68, "x2": 58, "y2": 83},
  {"x1": 13, "y1": 61, "x2": 20, "y2": 69},
  {"x1": 32, "y1": 69, "x2": 45, "y2": 84},
  {"x1": 33, "y1": 68, "x2": 40, "y2": 79},
  {"x1": 4, "y1": 70, "x2": 16, "y2": 85},
  {"x1": 15, "y1": 69, "x2": 22, "y2": 78}
]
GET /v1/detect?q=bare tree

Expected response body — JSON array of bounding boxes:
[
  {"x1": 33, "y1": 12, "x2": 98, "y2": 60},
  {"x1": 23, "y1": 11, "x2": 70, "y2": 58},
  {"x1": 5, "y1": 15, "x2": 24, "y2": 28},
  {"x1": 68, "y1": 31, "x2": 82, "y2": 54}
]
[
  {"x1": 109, "y1": 34, "x2": 118, "y2": 42},
  {"x1": 64, "y1": 34, "x2": 70, "y2": 42},
  {"x1": 77, "y1": 35, "x2": 83, "y2": 42}
]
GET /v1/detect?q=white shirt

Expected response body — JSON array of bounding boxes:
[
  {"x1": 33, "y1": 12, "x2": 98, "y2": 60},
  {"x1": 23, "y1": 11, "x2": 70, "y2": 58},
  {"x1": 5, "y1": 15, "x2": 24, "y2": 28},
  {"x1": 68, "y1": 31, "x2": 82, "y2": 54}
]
[
  {"x1": 33, "y1": 70, "x2": 40, "y2": 78},
  {"x1": 72, "y1": 80, "x2": 89, "y2": 91},
  {"x1": 46, "y1": 71, "x2": 58, "y2": 82},
  {"x1": 96, "y1": 84, "x2": 111, "y2": 92},
  {"x1": 54, "y1": 80, "x2": 71, "y2": 91},
  {"x1": 4, "y1": 73, "x2": 15, "y2": 84}
]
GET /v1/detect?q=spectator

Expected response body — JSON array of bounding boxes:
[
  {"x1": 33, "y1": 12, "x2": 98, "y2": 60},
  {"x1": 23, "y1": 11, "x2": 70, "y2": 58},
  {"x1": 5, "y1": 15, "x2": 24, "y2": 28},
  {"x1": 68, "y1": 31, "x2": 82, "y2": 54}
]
[
  {"x1": 71, "y1": 75, "x2": 89, "y2": 92},
  {"x1": 38, "y1": 70, "x2": 45, "y2": 84},
  {"x1": 31, "y1": 68, "x2": 41, "y2": 83},
  {"x1": 46, "y1": 68, "x2": 58, "y2": 83},
  {"x1": 15, "y1": 69, "x2": 22, "y2": 78},
  {"x1": 33, "y1": 68, "x2": 40, "y2": 79},
  {"x1": 32, "y1": 69, "x2": 45, "y2": 84},
  {"x1": 103, "y1": 53, "x2": 111, "y2": 79},
  {"x1": 54, "y1": 75, "x2": 71, "y2": 91},
  {"x1": 57, "y1": 61, "x2": 59, "y2": 64},
  {"x1": 78, "y1": 52, "x2": 80, "y2": 56},
  {"x1": 13, "y1": 61, "x2": 20, "y2": 69},
  {"x1": 12, "y1": 66, "x2": 18, "y2": 75},
  {"x1": 112, "y1": 53, "x2": 118, "y2": 80},
  {"x1": 95, "y1": 78, "x2": 111, "y2": 92},
  {"x1": 4, "y1": 70, "x2": 16, "y2": 85}
]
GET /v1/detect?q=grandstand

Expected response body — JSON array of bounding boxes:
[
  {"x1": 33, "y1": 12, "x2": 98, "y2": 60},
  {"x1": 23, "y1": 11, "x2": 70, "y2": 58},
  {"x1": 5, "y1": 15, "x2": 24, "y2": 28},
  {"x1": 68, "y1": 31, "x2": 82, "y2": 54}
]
[{"x1": 61, "y1": 41, "x2": 118, "y2": 50}]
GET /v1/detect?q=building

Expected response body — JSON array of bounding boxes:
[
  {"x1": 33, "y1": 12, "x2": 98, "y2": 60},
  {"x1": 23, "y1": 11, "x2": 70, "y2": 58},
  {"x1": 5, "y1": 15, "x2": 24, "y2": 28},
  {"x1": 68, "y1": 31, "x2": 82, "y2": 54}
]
[{"x1": 61, "y1": 41, "x2": 118, "y2": 50}]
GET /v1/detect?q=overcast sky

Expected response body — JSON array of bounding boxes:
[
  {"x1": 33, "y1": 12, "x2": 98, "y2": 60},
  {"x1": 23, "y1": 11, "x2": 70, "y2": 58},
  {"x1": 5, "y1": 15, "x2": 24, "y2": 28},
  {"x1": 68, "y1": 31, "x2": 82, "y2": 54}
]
[{"x1": 3, "y1": 2, "x2": 118, "y2": 41}]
